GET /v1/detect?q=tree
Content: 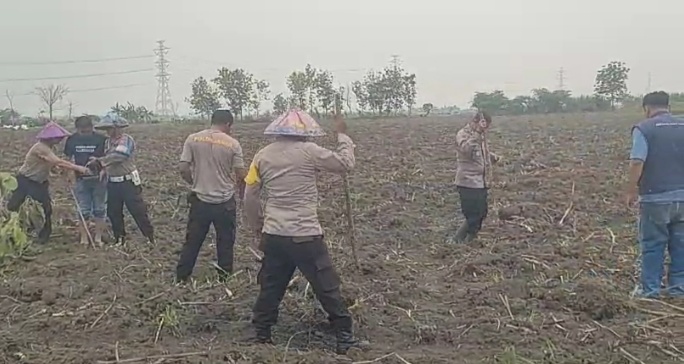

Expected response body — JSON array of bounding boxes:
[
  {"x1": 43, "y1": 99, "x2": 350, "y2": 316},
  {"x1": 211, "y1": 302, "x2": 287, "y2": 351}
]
[
  {"x1": 35, "y1": 84, "x2": 68, "y2": 120},
  {"x1": 472, "y1": 90, "x2": 509, "y2": 114},
  {"x1": 272, "y1": 93, "x2": 288, "y2": 115},
  {"x1": 214, "y1": 68, "x2": 255, "y2": 120},
  {"x1": 594, "y1": 61, "x2": 630, "y2": 109},
  {"x1": 287, "y1": 71, "x2": 308, "y2": 110},
  {"x1": 402, "y1": 74, "x2": 417, "y2": 116},
  {"x1": 251, "y1": 80, "x2": 271, "y2": 117},
  {"x1": 421, "y1": 103, "x2": 433, "y2": 116},
  {"x1": 353, "y1": 61, "x2": 416, "y2": 116},
  {"x1": 314, "y1": 70, "x2": 336, "y2": 116},
  {"x1": 0, "y1": 109, "x2": 20, "y2": 125},
  {"x1": 351, "y1": 81, "x2": 369, "y2": 112},
  {"x1": 111, "y1": 102, "x2": 154, "y2": 123},
  {"x1": 186, "y1": 76, "x2": 222, "y2": 119}
]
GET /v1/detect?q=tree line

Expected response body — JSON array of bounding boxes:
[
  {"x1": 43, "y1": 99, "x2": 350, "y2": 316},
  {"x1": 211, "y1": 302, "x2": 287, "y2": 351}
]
[
  {"x1": 471, "y1": 61, "x2": 633, "y2": 115},
  {"x1": 186, "y1": 61, "x2": 417, "y2": 120}
]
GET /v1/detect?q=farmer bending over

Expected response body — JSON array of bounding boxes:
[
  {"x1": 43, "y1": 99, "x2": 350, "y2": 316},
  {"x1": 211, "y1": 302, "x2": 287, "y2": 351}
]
[
  {"x1": 625, "y1": 91, "x2": 684, "y2": 298},
  {"x1": 451, "y1": 111, "x2": 500, "y2": 243},
  {"x1": 243, "y1": 109, "x2": 366, "y2": 355},
  {"x1": 64, "y1": 115, "x2": 107, "y2": 245},
  {"x1": 87, "y1": 113, "x2": 155, "y2": 245},
  {"x1": 8, "y1": 122, "x2": 91, "y2": 244},
  {"x1": 176, "y1": 109, "x2": 247, "y2": 283}
]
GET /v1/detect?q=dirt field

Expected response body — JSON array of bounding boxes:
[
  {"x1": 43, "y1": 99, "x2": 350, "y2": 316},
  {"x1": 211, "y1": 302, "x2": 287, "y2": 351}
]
[{"x1": 1, "y1": 113, "x2": 684, "y2": 364}]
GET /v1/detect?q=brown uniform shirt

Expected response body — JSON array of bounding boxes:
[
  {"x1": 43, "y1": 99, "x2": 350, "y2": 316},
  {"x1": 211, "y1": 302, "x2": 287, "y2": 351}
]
[
  {"x1": 100, "y1": 133, "x2": 137, "y2": 177},
  {"x1": 244, "y1": 134, "x2": 355, "y2": 237},
  {"x1": 18, "y1": 142, "x2": 58, "y2": 183},
  {"x1": 180, "y1": 129, "x2": 245, "y2": 204},
  {"x1": 455, "y1": 124, "x2": 496, "y2": 189}
]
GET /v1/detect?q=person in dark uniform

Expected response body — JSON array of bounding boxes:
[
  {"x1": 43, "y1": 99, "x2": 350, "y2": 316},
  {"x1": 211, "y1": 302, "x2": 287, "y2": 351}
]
[
  {"x1": 176, "y1": 109, "x2": 247, "y2": 282},
  {"x1": 243, "y1": 109, "x2": 366, "y2": 355},
  {"x1": 8, "y1": 121, "x2": 91, "y2": 243},
  {"x1": 64, "y1": 115, "x2": 108, "y2": 245},
  {"x1": 87, "y1": 113, "x2": 154, "y2": 245}
]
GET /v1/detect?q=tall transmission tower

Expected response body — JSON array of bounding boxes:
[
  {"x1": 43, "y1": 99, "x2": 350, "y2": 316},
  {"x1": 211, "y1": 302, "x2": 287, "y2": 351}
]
[
  {"x1": 154, "y1": 40, "x2": 175, "y2": 117},
  {"x1": 557, "y1": 67, "x2": 565, "y2": 90},
  {"x1": 390, "y1": 54, "x2": 402, "y2": 69}
]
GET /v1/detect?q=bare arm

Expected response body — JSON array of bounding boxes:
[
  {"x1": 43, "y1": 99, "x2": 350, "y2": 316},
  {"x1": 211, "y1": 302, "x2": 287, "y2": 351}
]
[
  {"x1": 39, "y1": 151, "x2": 87, "y2": 173},
  {"x1": 626, "y1": 160, "x2": 644, "y2": 194},
  {"x1": 626, "y1": 128, "x2": 647, "y2": 196},
  {"x1": 179, "y1": 136, "x2": 193, "y2": 184},
  {"x1": 235, "y1": 167, "x2": 247, "y2": 202},
  {"x1": 179, "y1": 162, "x2": 193, "y2": 184},
  {"x1": 307, "y1": 133, "x2": 355, "y2": 174}
]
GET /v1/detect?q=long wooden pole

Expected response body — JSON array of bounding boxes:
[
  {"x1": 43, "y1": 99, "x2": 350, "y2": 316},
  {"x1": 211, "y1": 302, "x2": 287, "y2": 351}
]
[
  {"x1": 69, "y1": 187, "x2": 95, "y2": 248},
  {"x1": 335, "y1": 96, "x2": 360, "y2": 270}
]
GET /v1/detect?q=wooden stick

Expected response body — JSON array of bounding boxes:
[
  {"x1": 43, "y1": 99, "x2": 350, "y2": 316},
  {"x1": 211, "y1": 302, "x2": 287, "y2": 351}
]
[
  {"x1": 96, "y1": 351, "x2": 208, "y2": 364},
  {"x1": 335, "y1": 96, "x2": 360, "y2": 270},
  {"x1": 343, "y1": 174, "x2": 360, "y2": 270},
  {"x1": 69, "y1": 187, "x2": 95, "y2": 248}
]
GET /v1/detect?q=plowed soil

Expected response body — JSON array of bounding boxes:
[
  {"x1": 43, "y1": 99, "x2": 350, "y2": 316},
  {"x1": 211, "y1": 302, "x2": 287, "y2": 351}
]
[{"x1": 2, "y1": 113, "x2": 684, "y2": 364}]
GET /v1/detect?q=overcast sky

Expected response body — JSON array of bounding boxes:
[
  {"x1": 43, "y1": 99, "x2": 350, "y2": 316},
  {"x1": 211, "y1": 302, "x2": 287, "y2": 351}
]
[{"x1": 0, "y1": 0, "x2": 681, "y2": 117}]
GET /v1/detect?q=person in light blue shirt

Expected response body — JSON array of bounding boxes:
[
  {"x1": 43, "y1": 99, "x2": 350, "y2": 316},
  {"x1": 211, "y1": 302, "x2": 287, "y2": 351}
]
[{"x1": 626, "y1": 91, "x2": 684, "y2": 298}]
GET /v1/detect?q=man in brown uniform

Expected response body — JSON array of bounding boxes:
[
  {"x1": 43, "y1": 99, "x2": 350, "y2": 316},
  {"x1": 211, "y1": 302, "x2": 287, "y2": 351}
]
[
  {"x1": 452, "y1": 111, "x2": 500, "y2": 243},
  {"x1": 243, "y1": 109, "x2": 364, "y2": 355},
  {"x1": 176, "y1": 109, "x2": 247, "y2": 282},
  {"x1": 8, "y1": 122, "x2": 91, "y2": 243}
]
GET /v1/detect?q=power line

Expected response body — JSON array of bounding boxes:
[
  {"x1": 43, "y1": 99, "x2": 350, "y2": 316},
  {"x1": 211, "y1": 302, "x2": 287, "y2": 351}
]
[
  {"x1": 173, "y1": 55, "x2": 371, "y2": 73},
  {"x1": 0, "y1": 55, "x2": 154, "y2": 66},
  {"x1": 154, "y1": 40, "x2": 175, "y2": 117},
  {"x1": 0, "y1": 68, "x2": 154, "y2": 83},
  {"x1": 12, "y1": 83, "x2": 153, "y2": 97}
]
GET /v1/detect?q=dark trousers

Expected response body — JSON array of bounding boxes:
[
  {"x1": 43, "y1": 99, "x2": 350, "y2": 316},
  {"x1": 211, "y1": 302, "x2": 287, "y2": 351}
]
[
  {"x1": 252, "y1": 234, "x2": 352, "y2": 332},
  {"x1": 107, "y1": 180, "x2": 154, "y2": 241},
  {"x1": 457, "y1": 186, "x2": 489, "y2": 235},
  {"x1": 176, "y1": 193, "x2": 237, "y2": 280},
  {"x1": 7, "y1": 175, "x2": 52, "y2": 242}
]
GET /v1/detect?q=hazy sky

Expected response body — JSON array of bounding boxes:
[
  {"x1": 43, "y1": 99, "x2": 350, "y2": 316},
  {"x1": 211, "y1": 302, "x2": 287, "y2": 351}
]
[{"x1": 1, "y1": 0, "x2": 681, "y2": 117}]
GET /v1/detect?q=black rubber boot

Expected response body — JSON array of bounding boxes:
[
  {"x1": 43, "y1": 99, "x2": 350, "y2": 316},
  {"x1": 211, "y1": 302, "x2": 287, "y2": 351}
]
[
  {"x1": 254, "y1": 327, "x2": 273, "y2": 344},
  {"x1": 36, "y1": 221, "x2": 51, "y2": 244},
  {"x1": 452, "y1": 222, "x2": 469, "y2": 243},
  {"x1": 464, "y1": 232, "x2": 478, "y2": 243},
  {"x1": 335, "y1": 329, "x2": 368, "y2": 355}
]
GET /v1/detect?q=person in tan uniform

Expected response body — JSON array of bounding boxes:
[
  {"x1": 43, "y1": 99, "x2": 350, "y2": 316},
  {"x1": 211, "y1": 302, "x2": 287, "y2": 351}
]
[
  {"x1": 88, "y1": 113, "x2": 154, "y2": 245},
  {"x1": 176, "y1": 109, "x2": 247, "y2": 282},
  {"x1": 8, "y1": 122, "x2": 91, "y2": 243},
  {"x1": 452, "y1": 111, "x2": 500, "y2": 243},
  {"x1": 243, "y1": 109, "x2": 364, "y2": 355}
]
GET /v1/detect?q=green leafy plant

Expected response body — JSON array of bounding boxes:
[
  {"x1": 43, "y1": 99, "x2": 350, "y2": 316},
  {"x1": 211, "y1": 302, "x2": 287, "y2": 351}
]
[{"x1": 0, "y1": 172, "x2": 41, "y2": 261}]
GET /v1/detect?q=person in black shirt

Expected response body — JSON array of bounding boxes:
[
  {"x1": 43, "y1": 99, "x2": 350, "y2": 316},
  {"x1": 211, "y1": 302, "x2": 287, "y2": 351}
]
[{"x1": 64, "y1": 116, "x2": 108, "y2": 245}]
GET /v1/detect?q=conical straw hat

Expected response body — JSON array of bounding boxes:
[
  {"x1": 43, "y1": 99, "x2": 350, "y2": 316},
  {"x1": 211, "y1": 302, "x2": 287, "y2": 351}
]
[
  {"x1": 264, "y1": 109, "x2": 325, "y2": 137},
  {"x1": 36, "y1": 121, "x2": 71, "y2": 140}
]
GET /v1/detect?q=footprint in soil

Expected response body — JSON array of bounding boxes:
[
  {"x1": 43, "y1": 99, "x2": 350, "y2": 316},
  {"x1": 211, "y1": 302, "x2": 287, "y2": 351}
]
[{"x1": 41, "y1": 290, "x2": 58, "y2": 305}]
